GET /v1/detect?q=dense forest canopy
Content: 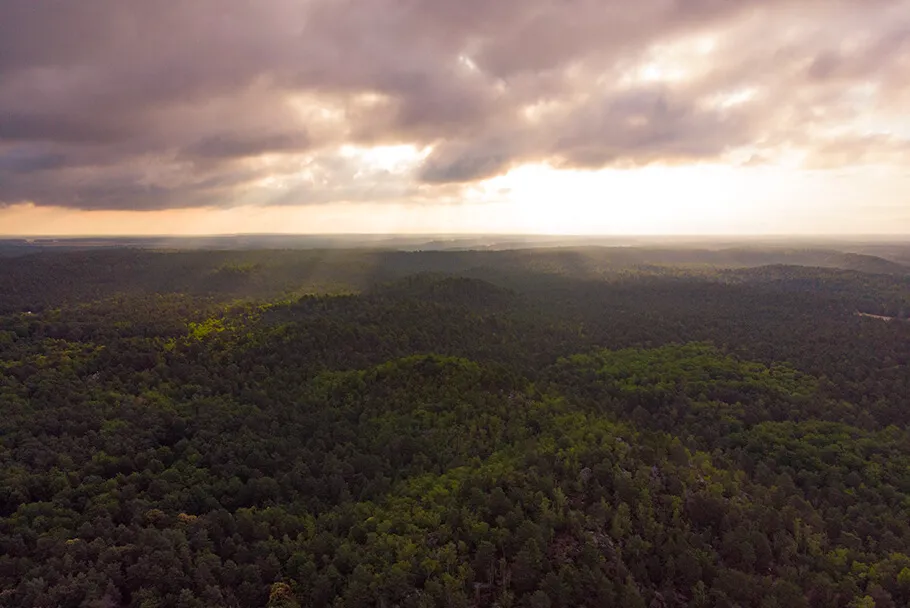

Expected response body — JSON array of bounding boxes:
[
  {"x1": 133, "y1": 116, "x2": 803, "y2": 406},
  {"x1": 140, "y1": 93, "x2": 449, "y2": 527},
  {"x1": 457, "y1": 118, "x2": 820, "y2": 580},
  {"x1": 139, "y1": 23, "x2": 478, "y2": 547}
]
[{"x1": 2, "y1": 244, "x2": 910, "y2": 607}]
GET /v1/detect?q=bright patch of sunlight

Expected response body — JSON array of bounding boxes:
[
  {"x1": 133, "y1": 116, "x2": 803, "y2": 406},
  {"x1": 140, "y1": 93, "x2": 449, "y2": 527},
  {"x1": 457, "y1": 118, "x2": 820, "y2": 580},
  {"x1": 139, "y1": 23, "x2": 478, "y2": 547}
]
[{"x1": 338, "y1": 144, "x2": 429, "y2": 171}]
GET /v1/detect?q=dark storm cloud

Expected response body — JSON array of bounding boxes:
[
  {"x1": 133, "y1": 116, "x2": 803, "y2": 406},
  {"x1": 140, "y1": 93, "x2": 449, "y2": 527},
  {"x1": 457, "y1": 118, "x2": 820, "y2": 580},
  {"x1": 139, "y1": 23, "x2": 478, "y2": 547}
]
[{"x1": 0, "y1": 0, "x2": 907, "y2": 209}]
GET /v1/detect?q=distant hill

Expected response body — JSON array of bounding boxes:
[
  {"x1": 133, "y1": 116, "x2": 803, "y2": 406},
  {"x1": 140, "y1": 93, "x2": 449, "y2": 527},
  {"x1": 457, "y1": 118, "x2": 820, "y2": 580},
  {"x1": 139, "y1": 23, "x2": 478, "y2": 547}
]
[{"x1": 0, "y1": 245, "x2": 908, "y2": 314}]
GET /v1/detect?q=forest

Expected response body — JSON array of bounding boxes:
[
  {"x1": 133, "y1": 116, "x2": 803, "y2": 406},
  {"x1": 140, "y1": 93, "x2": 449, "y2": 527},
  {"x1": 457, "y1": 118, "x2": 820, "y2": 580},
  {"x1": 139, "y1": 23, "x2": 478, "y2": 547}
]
[{"x1": 2, "y1": 245, "x2": 910, "y2": 607}]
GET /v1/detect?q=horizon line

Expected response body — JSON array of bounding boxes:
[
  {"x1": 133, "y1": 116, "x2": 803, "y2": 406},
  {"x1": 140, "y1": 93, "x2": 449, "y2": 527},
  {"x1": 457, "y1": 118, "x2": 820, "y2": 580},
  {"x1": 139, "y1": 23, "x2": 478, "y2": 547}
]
[{"x1": 3, "y1": 233, "x2": 910, "y2": 240}]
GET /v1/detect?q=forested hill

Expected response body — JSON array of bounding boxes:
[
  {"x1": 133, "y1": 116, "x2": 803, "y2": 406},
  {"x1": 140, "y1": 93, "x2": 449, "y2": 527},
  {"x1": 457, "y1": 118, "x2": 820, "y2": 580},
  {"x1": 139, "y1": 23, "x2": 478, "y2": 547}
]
[
  {"x1": 1, "y1": 246, "x2": 910, "y2": 316},
  {"x1": 2, "y1": 248, "x2": 910, "y2": 606}
]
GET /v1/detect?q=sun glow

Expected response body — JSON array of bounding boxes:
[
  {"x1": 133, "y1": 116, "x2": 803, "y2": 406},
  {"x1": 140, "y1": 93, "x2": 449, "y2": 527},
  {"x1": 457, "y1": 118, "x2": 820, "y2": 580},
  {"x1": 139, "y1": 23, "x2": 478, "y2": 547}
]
[
  {"x1": 484, "y1": 164, "x2": 756, "y2": 234},
  {"x1": 4, "y1": 157, "x2": 910, "y2": 237},
  {"x1": 338, "y1": 144, "x2": 429, "y2": 170}
]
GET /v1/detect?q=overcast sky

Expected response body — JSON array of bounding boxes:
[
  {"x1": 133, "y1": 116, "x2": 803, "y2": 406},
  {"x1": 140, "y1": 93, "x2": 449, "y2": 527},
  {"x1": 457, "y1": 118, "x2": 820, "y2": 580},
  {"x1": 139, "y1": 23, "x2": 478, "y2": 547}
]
[{"x1": 1, "y1": 0, "x2": 909, "y2": 235}]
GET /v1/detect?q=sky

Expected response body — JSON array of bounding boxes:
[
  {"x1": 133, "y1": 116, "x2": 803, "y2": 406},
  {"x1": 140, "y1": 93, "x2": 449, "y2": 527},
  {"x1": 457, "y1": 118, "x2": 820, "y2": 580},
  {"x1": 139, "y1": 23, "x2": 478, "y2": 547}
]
[{"x1": 1, "y1": 1, "x2": 909, "y2": 236}]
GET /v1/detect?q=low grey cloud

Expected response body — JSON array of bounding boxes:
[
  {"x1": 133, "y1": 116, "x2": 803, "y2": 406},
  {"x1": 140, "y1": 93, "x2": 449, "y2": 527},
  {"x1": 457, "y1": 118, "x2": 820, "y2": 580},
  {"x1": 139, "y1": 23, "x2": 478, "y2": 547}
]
[
  {"x1": 419, "y1": 141, "x2": 517, "y2": 183},
  {"x1": 0, "y1": 148, "x2": 66, "y2": 174},
  {"x1": 0, "y1": 0, "x2": 908, "y2": 210},
  {"x1": 180, "y1": 132, "x2": 312, "y2": 162},
  {"x1": 0, "y1": 113, "x2": 131, "y2": 144}
]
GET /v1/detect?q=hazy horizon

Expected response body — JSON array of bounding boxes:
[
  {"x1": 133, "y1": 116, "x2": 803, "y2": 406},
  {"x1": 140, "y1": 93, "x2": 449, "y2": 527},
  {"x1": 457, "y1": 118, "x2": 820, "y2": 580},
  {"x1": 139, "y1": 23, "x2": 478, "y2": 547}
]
[
  {"x1": 3, "y1": 232, "x2": 909, "y2": 248},
  {"x1": 4, "y1": 231, "x2": 910, "y2": 239}
]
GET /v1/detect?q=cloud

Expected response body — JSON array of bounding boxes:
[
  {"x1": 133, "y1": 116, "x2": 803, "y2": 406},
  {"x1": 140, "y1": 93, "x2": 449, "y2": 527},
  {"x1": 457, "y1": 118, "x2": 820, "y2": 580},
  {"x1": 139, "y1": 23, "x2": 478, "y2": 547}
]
[
  {"x1": 0, "y1": 112, "x2": 130, "y2": 144},
  {"x1": 0, "y1": 148, "x2": 67, "y2": 173},
  {"x1": 180, "y1": 132, "x2": 312, "y2": 161},
  {"x1": 804, "y1": 134, "x2": 910, "y2": 169},
  {"x1": 1, "y1": 0, "x2": 908, "y2": 210},
  {"x1": 418, "y1": 141, "x2": 517, "y2": 183}
]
